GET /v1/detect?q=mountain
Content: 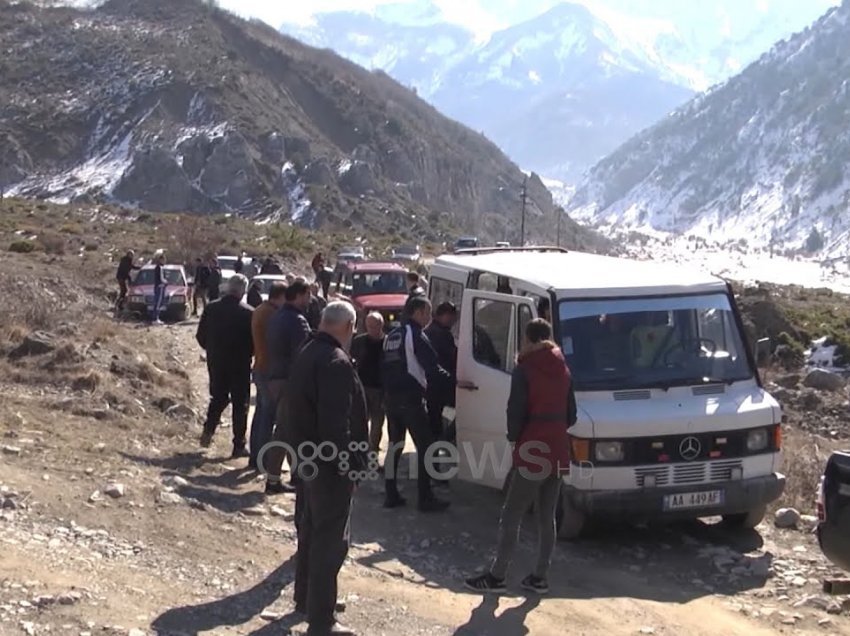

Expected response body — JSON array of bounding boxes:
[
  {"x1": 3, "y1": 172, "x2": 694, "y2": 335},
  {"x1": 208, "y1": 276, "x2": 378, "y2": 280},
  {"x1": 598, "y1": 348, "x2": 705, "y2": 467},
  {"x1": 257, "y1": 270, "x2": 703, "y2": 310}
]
[
  {"x1": 0, "y1": 0, "x2": 603, "y2": 249},
  {"x1": 565, "y1": 0, "x2": 850, "y2": 257},
  {"x1": 282, "y1": 1, "x2": 837, "y2": 184}
]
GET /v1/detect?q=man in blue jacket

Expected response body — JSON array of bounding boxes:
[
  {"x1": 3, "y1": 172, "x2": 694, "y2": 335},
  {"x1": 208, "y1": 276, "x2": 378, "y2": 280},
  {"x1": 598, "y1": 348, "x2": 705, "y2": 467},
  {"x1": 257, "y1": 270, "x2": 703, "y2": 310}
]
[
  {"x1": 263, "y1": 280, "x2": 312, "y2": 495},
  {"x1": 382, "y1": 295, "x2": 452, "y2": 512}
]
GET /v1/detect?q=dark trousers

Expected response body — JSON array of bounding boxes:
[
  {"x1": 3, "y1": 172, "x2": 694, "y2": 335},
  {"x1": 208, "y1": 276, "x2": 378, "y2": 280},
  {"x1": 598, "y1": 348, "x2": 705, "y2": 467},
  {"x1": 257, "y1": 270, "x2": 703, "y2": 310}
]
[
  {"x1": 116, "y1": 278, "x2": 129, "y2": 309},
  {"x1": 384, "y1": 397, "x2": 435, "y2": 503},
  {"x1": 427, "y1": 397, "x2": 444, "y2": 441},
  {"x1": 266, "y1": 379, "x2": 294, "y2": 482},
  {"x1": 193, "y1": 287, "x2": 207, "y2": 315},
  {"x1": 203, "y1": 360, "x2": 250, "y2": 447},
  {"x1": 364, "y1": 386, "x2": 385, "y2": 452},
  {"x1": 294, "y1": 466, "x2": 353, "y2": 631}
]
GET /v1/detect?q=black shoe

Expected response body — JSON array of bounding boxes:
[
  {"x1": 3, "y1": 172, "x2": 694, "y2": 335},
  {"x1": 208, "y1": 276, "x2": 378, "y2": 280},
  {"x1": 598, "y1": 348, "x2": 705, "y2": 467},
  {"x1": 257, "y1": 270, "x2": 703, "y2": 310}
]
[
  {"x1": 199, "y1": 430, "x2": 213, "y2": 448},
  {"x1": 464, "y1": 572, "x2": 506, "y2": 594},
  {"x1": 418, "y1": 497, "x2": 450, "y2": 513},
  {"x1": 265, "y1": 481, "x2": 297, "y2": 495},
  {"x1": 383, "y1": 493, "x2": 407, "y2": 509},
  {"x1": 520, "y1": 574, "x2": 550, "y2": 595},
  {"x1": 306, "y1": 622, "x2": 355, "y2": 636},
  {"x1": 231, "y1": 445, "x2": 249, "y2": 459},
  {"x1": 295, "y1": 601, "x2": 346, "y2": 615}
]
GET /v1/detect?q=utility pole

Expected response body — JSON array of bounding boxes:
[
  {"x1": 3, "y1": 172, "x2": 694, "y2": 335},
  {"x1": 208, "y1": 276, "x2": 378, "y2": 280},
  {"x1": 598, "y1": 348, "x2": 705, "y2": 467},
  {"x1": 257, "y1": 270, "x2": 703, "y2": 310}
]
[{"x1": 520, "y1": 176, "x2": 528, "y2": 247}]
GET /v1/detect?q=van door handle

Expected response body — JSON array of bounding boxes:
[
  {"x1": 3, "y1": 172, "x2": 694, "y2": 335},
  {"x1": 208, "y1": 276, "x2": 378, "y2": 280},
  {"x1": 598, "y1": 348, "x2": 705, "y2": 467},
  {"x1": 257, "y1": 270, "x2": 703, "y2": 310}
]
[{"x1": 457, "y1": 380, "x2": 479, "y2": 391}]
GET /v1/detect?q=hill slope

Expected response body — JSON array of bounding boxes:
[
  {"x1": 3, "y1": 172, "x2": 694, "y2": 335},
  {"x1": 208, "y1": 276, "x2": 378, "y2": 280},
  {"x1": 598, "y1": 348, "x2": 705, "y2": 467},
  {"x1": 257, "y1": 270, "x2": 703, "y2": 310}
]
[
  {"x1": 566, "y1": 1, "x2": 850, "y2": 257},
  {"x1": 0, "y1": 0, "x2": 600, "y2": 248}
]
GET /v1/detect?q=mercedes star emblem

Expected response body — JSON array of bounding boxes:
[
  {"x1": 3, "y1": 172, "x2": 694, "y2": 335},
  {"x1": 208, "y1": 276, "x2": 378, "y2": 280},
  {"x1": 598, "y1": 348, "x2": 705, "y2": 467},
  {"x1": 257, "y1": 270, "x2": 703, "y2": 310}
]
[{"x1": 679, "y1": 436, "x2": 701, "y2": 461}]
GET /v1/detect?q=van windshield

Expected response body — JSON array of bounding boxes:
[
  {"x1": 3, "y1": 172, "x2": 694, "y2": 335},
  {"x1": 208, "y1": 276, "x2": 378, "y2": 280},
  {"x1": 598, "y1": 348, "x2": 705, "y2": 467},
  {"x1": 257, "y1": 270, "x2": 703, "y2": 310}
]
[{"x1": 557, "y1": 293, "x2": 754, "y2": 391}]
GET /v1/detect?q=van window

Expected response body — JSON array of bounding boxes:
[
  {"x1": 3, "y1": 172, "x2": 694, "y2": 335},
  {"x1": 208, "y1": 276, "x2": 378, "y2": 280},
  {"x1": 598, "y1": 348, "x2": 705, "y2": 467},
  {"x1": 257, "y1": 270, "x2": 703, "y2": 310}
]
[
  {"x1": 473, "y1": 298, "x2": 512, "y2": 372},
  {"x1": 517, "y1": 303, "x2": 533, "y2": 352},
  {"x1": 557, "y1": 293, "x2": 753, "y2": 391},
  {"x1": 429, "y1": 277, "x2": 464, "y2": 309}
]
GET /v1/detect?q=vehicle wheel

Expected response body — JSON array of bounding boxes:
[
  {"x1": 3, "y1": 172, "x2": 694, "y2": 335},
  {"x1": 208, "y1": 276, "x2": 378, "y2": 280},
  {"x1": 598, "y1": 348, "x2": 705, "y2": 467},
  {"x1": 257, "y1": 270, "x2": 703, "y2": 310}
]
[
  {"x1": 556, "y1": 486, "x2": 588, "y2": 540},
  {"x1": 722, "y1": 505, "x2": 766, "y2": 530}
]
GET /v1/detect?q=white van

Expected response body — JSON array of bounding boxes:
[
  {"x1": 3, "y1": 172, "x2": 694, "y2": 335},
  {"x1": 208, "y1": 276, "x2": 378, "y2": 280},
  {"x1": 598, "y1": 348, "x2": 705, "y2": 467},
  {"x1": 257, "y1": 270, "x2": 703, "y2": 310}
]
[{"x1": 429, "y1": 247, "x2": 785, "y2": 538}]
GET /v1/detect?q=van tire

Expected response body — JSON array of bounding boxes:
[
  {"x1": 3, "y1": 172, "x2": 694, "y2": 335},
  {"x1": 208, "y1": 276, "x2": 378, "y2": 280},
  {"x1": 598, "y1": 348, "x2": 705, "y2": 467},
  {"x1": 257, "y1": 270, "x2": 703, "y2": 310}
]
[
  {"x1": 556, "y1": 488, "x2": 587, "y2": 540},
  {"x1": 722, "y1": 505, "x2": 766, "y2": 530}
]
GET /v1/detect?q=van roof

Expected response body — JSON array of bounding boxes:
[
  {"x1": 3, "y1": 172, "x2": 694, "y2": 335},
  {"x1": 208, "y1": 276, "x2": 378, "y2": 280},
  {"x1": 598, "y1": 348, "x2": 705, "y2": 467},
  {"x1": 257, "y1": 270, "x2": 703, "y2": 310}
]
[{"x1": 433, "y1": 250, "x2": 728, "y2": 297}]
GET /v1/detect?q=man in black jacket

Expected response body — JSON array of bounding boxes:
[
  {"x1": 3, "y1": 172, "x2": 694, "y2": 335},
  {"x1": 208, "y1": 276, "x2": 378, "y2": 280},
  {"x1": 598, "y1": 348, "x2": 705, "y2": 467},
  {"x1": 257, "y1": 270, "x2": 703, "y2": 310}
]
[
  {"x1": 350, "y1": 312, "x2": 385, "y2": 453},
  {"x1": 196, "y1": 274, "x2": 254, "y2": 458},
  {"x1": 193, "y1": 258, "x2": 211, "y2": 317},
  {"x1": 115, "y1": 249, "x2": 139, "y2": 311},
  {"x1": 287, "y1": 301, "x2": 367, "y2": 636},
  {"x1": 424, "y1": 302, "x2": 458, "y2": 440},
  {"x1": 207, "y1": 258, "x2": 222, "y2": 302},
  {"x1": 382, "y1": 295, "x2": 452, "y2": 512},
  {"x1": 264, "y1": 280, "x2": 312, "y2": 495}
]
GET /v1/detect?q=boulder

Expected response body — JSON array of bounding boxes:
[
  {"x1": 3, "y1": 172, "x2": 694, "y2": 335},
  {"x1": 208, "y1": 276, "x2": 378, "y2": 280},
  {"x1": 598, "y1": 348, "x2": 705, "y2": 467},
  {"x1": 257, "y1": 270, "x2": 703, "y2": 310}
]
[
  {"x1": 803, "y1": 368, "x2": 846, "y2": 392},
  {"x1": 774, "y1": 507, "x2": 801, "y2": 529},
  {"x1": 104, "y1": 482, "x2": 125, "y2": 499},
  {"x1": 10, "y1": 331, "x2": 56, "y2": 359}
]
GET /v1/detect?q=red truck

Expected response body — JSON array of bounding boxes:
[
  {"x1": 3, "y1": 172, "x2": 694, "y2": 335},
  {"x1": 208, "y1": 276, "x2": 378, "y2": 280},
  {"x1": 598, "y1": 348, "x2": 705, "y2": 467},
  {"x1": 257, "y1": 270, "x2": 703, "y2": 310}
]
[{"x1": 330, "y1": 260, "x2": 410, "y2": 331}]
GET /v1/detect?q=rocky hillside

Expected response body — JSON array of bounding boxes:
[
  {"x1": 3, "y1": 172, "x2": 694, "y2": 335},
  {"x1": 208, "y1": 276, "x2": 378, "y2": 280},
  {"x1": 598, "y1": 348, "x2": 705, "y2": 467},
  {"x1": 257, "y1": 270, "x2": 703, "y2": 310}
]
[
  {"x1": 566, "y1": 1, "x2": 850, "y2": 258},
  {"x1": 0, "y1": 0, "x2": 600, "y2": 248}
]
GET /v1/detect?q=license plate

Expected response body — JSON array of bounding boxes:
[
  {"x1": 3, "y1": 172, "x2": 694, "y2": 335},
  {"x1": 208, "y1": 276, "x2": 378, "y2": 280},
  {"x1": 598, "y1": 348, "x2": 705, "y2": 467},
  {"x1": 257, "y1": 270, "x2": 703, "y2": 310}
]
[{"x1": 663, "y1": 490, "x2": 724, "y2": 511}]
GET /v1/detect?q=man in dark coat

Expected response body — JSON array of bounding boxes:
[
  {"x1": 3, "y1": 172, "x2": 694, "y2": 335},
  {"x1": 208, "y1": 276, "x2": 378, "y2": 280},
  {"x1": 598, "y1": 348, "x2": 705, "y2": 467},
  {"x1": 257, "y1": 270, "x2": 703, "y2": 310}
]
[
  {"x1": 192, "y1": 258, "x2": 211, "y2": 317},
  {"x1": 264, "y1": 280, "x2": 312, "y2": 495},
  {"x1": 306, "y1": 282, "x2": 328, "y2": 330},
  {"x1": 287, "y1": 300, "x2": 368, "y2": 636},
  {"x1": 207, "y1": 258, "x2": 222, "y2": 302},
  {"x1": 350, "y1": 312, "x2": 385, "y2": 453},
  {"x1": 196, "y1": 274, "x2": 254, "y2": 458},
  {"x1": 115, "y1": 249, "x2": 140, "y2": 311},
  {"x1": 424, "y1": 302, "x2": 458, "y2": 440},
  {"x1": 465, "y1": 318, "x2": 576, "y2": 595}
]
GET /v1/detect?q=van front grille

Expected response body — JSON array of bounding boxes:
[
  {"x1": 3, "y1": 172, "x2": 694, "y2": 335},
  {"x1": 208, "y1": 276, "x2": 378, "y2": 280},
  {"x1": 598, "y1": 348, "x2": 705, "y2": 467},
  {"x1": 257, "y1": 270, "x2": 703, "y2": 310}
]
[{"x1": 635, "y1": 460, "x2": 746, "y2": 488}]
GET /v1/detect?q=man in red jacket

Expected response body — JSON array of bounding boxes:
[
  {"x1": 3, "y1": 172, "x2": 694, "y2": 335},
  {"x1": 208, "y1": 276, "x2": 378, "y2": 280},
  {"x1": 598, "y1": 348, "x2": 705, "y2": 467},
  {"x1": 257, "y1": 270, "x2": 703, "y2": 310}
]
[{"x1": 465, "y1": 318, "x2": 577, "y2": 595}]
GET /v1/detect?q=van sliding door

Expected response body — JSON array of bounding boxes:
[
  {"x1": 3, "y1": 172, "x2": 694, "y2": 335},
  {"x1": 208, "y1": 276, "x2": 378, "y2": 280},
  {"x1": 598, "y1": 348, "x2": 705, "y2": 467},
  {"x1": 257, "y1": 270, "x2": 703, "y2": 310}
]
[{"x1": 455, "y1": 290, "x2": 536, "y2": 490}]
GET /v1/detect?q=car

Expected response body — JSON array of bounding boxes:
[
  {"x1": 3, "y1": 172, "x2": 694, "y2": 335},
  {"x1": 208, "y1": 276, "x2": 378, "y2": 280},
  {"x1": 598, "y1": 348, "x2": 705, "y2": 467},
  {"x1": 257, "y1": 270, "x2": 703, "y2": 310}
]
[
  {"x1": 217, "y1": 255, "x2": 252, "y2": 293},
  {"x1": 390, "y1": 244, "x2": 421, "y2": 266},
  {"x1": 817, "y1": 451, "x2": 850, "y2": 571},
  {"x1": 453, "y1": 236, "x2": 479, "y2": 252},
  {"x1": 126, "y1": 264, "x2": 191, "y2": 322},
  {"x1": 336, "y1": 246, "x2": 365, "y2": 264},
  {"x1": 330, "y1": 260, "x2": 409, "y2": 331},
  {"x1": 495, "y1": 241, "x2": 510, "y2": 248},
  {"x1": 429, "y1": 246, "x2": 785, "y2": 539},
  {"x1": 252, "y1": 274, "x2": 288, "y2": 302}
]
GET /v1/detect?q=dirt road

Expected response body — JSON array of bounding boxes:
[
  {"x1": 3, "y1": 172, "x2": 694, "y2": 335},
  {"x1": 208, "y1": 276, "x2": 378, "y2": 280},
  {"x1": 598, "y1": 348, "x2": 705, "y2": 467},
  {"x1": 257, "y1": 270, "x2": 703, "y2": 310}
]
[{"x1": 1, "y1": 318, "x2": 848, "y2": 635}]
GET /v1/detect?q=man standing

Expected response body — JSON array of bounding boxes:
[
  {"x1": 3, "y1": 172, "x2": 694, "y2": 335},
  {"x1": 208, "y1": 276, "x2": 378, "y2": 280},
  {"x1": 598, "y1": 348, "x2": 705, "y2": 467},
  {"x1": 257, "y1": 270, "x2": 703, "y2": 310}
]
[
  {"x1": 192, "y1": 258, "x2": 210, "y2": 317},
  {"x1": 382, "y1": 296, "x2": 452, "y2": 512},
  {"x1": 288, "y1": 301, "x2": 367, "y2": 636},
  {"x1": 464, "y1": 319, "x2": 576, "y2": 595},
  {"x1": 196, "y1": 275, "x2": 254, "y2": 458},
  {"x1": 424, "y1": 302, "x2": 458, "y2": 440},
  {"x1": 351, "y1": 312, "x2": 385, "y2": 454},
  {"x1": 207, "y1": 258, "x2": 222, "y2": 302},
  {"x1": 115, "y1": 249, "x2": 139, "y2": 311},
  {"x1": 151, "y1": 251, "x2": 167, "y2": 325},
  {"x1": 264, "y1": 280, "x2": 312, "y2": 495},
  {"x1": 249, "y1": 281, "x2": 287, "y2": 471},
  {"x1": 306, "y1": 282, "x2": 328, "y2": 330},
  {"x1": 406, "y1": 272, "x2": 425, "y2": 298}
]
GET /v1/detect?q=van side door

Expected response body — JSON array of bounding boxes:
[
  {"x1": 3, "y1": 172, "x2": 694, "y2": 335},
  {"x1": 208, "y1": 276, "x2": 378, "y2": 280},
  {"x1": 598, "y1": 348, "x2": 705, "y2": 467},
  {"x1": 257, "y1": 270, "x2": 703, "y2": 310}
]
[{"x1": 455, "y1": 289, "x2": 536, "y2": 490}]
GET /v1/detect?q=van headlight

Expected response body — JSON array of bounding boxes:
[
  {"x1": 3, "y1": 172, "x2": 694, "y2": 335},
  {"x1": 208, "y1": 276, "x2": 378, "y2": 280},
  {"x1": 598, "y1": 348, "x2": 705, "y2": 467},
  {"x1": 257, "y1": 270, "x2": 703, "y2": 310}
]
[
  {"x1": 594, "y1": 441, "x2": 624, "y2": 462},
  {"x1": 747, "y1": 428, "x2": 769, "y2": 452},
  {"x1": 169, "y1": 295, "x2": 186, "y2": 304}
]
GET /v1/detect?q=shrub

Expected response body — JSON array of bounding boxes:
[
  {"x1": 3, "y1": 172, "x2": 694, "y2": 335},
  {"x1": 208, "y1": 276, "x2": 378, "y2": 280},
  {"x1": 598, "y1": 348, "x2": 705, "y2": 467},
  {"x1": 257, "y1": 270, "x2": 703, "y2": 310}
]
[{"x1": 9, "y1": 240, "x2": 35, "y2": 253}]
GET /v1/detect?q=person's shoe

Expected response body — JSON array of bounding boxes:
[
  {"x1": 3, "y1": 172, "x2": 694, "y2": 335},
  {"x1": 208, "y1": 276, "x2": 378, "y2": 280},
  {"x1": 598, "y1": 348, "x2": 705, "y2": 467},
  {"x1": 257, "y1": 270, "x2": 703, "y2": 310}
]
[
  {"x1": 199, "y1": 430, "x2": 214, "y2": 448},
  {"x1": 520, "y1": 574, "x2": 550, "y2": 595},
  {"x1": 231, "y1": 445, "x2": 249, "y2": 459},
  {"x1": 464, "y1": 572, "x2": 506, "y2": 594},
  {"x1": 306, "y1": 622, "x2": 355, "y2": 636},
  {"x1": 265, "y1": 480, "x2": 297, "y2": 495},
  {"x1": 294, "y1": 601, "x2": 346, "y2": 615},
  {"x1": 418, "y1": 497, "x2": 450, "y2": 513},
  {"x1": 383, "y1": 493, "x2": 407, "y2": 509}
]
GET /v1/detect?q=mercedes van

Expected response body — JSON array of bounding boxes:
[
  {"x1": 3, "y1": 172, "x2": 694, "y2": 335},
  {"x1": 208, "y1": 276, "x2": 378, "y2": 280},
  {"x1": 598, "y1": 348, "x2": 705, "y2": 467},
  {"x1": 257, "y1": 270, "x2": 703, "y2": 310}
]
[{"x1": 429, "y1": 247, "x2": 785, "y2": 538}]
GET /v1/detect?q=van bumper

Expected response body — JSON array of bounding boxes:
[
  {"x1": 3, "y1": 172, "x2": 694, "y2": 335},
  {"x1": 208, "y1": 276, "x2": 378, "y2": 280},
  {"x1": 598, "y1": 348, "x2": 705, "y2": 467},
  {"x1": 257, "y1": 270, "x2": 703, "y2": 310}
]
[{"x1": 565, "y1": 472, "x2": 786, "y2": 520}]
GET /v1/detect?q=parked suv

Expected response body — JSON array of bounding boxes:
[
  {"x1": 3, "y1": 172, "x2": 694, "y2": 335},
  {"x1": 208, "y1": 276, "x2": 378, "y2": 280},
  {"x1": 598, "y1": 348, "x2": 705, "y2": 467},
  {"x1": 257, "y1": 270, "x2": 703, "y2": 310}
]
[
  {"x1": 127, "y1": 264, "x2": 190, "y2": 322},
  {"x1": 330, "y1": 261, "x2": 409, "y2": 331}
]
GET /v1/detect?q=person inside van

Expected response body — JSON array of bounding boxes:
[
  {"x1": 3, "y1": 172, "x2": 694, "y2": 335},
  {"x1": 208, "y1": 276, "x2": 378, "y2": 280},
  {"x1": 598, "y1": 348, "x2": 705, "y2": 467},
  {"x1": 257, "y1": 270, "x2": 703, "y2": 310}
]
[
  {"x1": 630, "y1": 311, "x2": 677, "y2": 368},
  {"x1": 465, "y1": 318, "x2": 576, "y2": 595}
]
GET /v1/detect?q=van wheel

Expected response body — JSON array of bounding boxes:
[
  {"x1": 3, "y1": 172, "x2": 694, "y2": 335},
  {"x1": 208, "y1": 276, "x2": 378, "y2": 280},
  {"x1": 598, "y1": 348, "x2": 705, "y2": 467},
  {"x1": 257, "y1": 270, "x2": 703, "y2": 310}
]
[
  {"x1": 722, "y1": 505, "x2": 766, "y2": 530},
  {"x1": 556, "y1": 487, "x2": 587, "y2": 540}
]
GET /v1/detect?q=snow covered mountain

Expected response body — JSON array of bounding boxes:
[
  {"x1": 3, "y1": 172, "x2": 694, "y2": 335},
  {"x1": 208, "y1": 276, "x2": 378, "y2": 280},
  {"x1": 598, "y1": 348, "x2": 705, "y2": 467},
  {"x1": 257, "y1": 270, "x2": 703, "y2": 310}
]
[
  {"x1": 566, "y1": 0, "x2": 850, "y2": 258},
  {"x1": 282, "y1": 0, "x2": 836, "y2": 184}
]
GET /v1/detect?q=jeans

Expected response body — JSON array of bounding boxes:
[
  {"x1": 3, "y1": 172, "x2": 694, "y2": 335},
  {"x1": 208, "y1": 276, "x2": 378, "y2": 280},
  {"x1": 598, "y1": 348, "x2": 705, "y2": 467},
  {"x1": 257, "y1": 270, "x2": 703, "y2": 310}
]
[
  {"x1": 250, "y1": 373, "x2": 274, "y2": 467},
  {"x1": 384, "y1": 396, "x2": 436, "y2": 503},
  {"x1": 151, "y1": 284, "x2": 165, "y2": 322},
  {"x1": 490, "y1": 471, "x2": 561, "y2": 580}
]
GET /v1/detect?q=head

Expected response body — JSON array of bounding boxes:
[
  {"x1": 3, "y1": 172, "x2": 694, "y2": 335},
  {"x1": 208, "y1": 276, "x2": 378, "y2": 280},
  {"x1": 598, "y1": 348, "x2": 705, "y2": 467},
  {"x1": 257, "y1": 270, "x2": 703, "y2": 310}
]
[
  {"x1": 285, "y1": 273, "x2": 296, "y2": 285},
  {"x1": 309, "y1": 282, "x2": 320, "y2": 297},
  {"x1": 227, "y1": 274, "x2": 249, "y2": 299},
  {"x1": 268, "y1": 281, "x2": 287, "y2": 307},
  {"x1": 406, "y1": 272, "x2": 420, "y2": 288},
  {"x1": 525, "y1": 318, "x2": 552, "y2": 347},
  {"x1": 284, "y1": 280, "x2": 310, "y2": 310},
  {"x1": 433, "y1": 301, "x2": 458, "y2": 329},
  {"x1": 405, "y1": 295, "x2": 432, "y2": 328},
  {"x1": 320, "y1": 301, "x2": 357, "y2": 351},
  {"x1": 365, "y1": 312, "x2": 384, "y2": 339},
  {"x1": 537, "y1": 297, "x2": 551, "y2": 321},
  {"x1": 156, "y1": 253, "x2": 166, "y2": 265},
  {"x1": 127, "y1": 249, "x2": 135, "y2": 259}
]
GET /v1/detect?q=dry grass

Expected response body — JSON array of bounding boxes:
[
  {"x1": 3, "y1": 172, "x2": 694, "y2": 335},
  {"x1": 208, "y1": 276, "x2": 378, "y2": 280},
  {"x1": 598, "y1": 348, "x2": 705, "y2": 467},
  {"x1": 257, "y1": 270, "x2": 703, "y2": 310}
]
[{"x1": 780, "y1": 426, "x2": 838, "y2": 514}]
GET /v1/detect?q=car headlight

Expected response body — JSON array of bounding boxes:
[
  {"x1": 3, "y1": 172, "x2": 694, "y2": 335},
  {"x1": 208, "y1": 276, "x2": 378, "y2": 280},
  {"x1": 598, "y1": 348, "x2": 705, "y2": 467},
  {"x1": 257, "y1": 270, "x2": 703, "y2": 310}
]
[
  {"x1": 169, "y1": 295, "x2": 186, "y2": 304},
  {"x1": 594, "y1": 441, "x2": 624, "y2": 462},
  {"x1": 747, "y1": 428, "x2": 769, "y2": 452}
]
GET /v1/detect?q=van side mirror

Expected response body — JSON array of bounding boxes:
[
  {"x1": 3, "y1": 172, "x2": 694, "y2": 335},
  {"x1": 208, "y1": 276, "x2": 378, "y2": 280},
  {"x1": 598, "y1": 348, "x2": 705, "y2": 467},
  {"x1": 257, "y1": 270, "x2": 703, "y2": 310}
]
[{"x1": 754, "y1": 337, "x2": 771, "y2": 365}]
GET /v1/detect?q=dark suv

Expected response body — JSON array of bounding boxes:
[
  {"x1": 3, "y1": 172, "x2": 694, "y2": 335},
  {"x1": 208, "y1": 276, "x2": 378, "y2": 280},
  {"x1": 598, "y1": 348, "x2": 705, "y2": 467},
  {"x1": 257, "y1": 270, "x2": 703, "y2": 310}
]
[{"x1": 817, "y1": 451, "x2": 850, "y2": 571}]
